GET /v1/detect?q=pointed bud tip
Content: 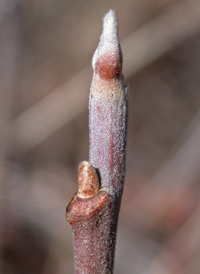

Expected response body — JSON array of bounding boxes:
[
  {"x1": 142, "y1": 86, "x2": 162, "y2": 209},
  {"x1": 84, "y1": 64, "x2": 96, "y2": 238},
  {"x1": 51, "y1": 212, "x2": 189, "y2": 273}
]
[
  {"x1": 92, "y1": 9, "x2": 122, "y2": 80},
  {"x1": 77, "y1": 161, "x2": 100, "y2": 198},
  {"x1": 102, "y1": 9, "x2": 118, "y2": 41}
]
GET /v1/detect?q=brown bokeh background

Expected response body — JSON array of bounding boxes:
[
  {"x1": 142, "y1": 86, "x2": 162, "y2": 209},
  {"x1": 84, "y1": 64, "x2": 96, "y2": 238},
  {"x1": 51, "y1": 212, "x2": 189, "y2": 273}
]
[{"x1": 1, "y1": 0, "x2": 200, "y2": 273}]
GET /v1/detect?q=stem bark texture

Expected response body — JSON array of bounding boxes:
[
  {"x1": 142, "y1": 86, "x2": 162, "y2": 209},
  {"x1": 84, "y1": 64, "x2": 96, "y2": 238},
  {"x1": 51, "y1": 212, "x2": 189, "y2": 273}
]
[{"x1": 66, "y1": 10, "x2": 129, "y2": 274}]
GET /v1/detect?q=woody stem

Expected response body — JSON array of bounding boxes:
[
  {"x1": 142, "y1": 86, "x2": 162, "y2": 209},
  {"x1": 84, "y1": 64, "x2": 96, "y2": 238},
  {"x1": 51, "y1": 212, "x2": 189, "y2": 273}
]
[{"x1": 66, "y1": 10, "x2": 129, "y2": 274}]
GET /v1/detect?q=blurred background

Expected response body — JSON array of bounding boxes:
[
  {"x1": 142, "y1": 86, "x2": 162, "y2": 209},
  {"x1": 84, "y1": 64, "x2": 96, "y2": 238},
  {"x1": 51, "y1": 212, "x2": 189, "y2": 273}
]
[{"x1": 1, "y1": 0, "x2": 200, "y2": 273}]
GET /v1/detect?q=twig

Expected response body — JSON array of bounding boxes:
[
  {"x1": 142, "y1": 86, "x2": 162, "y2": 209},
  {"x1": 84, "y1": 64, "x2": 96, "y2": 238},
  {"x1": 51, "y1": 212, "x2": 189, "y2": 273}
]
[{"x1": 66, "y1": 10, "x2": 129, "y2": 274}]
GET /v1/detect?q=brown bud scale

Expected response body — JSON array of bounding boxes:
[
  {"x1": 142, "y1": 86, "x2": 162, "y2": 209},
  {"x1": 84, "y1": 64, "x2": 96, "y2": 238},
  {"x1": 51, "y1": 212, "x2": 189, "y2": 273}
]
[
  {"x1": 77, "y1": 161, "x2": 100, "y2": 198},
  {"x1": 95, "y1": 50, "x2": 122, "y2": 80}
]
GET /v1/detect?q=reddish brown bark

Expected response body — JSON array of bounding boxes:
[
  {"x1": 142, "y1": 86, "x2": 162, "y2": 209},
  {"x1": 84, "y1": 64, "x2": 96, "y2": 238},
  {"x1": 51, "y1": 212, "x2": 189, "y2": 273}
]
[{"x1": 66, "y1": 10, "x2": 129, "y2": 274}]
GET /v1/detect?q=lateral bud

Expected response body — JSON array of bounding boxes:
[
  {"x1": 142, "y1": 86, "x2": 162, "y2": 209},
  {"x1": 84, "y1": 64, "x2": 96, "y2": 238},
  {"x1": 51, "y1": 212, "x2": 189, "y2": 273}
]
[{"x1": 77, "y1": 161, "x2": 100, "y2": 198}]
